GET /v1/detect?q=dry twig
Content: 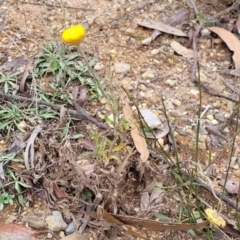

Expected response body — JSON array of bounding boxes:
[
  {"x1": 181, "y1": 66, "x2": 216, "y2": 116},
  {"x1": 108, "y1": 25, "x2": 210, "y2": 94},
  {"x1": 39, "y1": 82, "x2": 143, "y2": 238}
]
[{"x1": 0, "y1": 92, "x2": 109, "y2": 130}]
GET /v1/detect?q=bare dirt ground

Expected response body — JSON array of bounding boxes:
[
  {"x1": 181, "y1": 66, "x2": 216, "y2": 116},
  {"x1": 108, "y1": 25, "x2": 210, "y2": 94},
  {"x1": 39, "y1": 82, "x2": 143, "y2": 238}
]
[{"x1": 1, "y1": 0, "x2": 240, "y2": 239}]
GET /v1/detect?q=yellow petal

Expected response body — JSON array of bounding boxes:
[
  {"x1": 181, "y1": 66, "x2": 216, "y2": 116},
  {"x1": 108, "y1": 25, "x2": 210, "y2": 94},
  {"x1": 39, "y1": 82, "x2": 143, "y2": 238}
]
[
  {"x1": 205, "y1": 208, "x2": 226, "y2": 228},
  {"x1": 61, "y1": 25, "x2": 86, "y2": 45}
]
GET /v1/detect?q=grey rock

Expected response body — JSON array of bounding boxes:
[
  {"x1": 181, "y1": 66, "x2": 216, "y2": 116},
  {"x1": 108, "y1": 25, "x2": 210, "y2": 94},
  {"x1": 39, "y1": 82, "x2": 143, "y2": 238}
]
[
  {"x1": 169, "y1": 110, "x2": 183, "y2": 117},
  {"x1": 114, "y1": 62, "x2": 130, "y2": 73},
  {"x1": 94, "y1": 62, "x2": 104, "y2": 71},
  {"x1": 165, "y1": 79, "x2": 178, "y2": 87},
  {"x1": 65, "y1": 222, "x2": 75, "y2": 235},
  {"x1": 142, "y1": 69, "x2": 155, "y2": 80},
  {"x1": 214, "y1": 113, "x2": 225, "y2": 122},
  {"x1": 139, "y1": 109, "x2": 162, "y2": 128},
  {"x1": 45, "y1": 211, "x2": 67, "y2": 231}
]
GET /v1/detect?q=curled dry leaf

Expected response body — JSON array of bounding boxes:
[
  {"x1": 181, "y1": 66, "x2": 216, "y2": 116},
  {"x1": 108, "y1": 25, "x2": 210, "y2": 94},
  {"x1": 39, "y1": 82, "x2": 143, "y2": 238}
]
[
  {"x1": 171, "y1": 40, "x2": 194, "y2": 58},
  {"x1": 122, "y1": 98, "x2": 149, "y2": 162},
  {"x1": 208, "y1": 27, "x2": 240, "y2": 69}
]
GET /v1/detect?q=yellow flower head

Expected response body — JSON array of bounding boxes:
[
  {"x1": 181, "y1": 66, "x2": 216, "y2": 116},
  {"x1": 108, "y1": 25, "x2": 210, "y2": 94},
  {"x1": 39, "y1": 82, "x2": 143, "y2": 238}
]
[
  {"x1": 205, "y1": 208, "x2": 226, "y2": 228},
  {"x1": 61, "y1": 25, "x2": 86, "y2": 45}
]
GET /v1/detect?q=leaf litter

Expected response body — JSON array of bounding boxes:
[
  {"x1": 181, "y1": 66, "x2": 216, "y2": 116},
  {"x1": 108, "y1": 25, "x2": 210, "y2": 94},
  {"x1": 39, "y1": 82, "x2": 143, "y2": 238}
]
[{"x1": 2, "y1": 0, "x2": 240, "y2": 239}]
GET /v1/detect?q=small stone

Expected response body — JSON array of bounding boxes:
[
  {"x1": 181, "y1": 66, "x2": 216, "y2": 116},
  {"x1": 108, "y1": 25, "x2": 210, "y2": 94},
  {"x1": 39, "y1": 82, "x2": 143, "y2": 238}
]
[
  {"x1": 151, "y1": 48, "x2": 161, "y2": 55},
  {"x1": 207, "y1": 115, "x2": 214, "y2": 121},
  {"x1": 94, "y1": 62, "x2": 104, "y2": 71},
  {"x1": 201, "y1": 28, "x2": 211, "y2": 36},
  {"x1": 199, "y1": 126, "x2": 208, "y2": 135},
  {"x1": 114, "y1": 62, "x2": 130, "y2": 73},
  {"x1": 109, "y1": 49, "x2": 118, "y2": 59},
  {"x1": 100, "y1": 97, "x2": 107, "y2": 104},
  {"x1": 139, "y1": 109, "x2": 162, "y2": 128},
  {"x1": 214, "y1": 113, "x2": 225, "y2": 122},
  {"x1": 106, "y1": 113, "x2": 115, "y2": 128},
  {"x1": 169, "y1": 110, "x2": 183, "y2": 117},
  {"x1": 59, "y1": 231, "x2": 65, "y2": 239},
  {"x1": 142, "y1": 37, "x2": 152, "y2": 45},
  {"x1": 172, "y1": 99, "x2": 181, "y2": 106},
  {"x1": 45, "y1": 211, "x2": 67, "y2": 231},
  {"x1": 165, "y1": 79, "x2": 178, "y2": 87},
  {"x1": 165, "y1": 101, "x2": 174, "y2": 110},
  {"x1": 142, "y1": 69, "x2": 155, "y2": 80},
  {"x1": 47, "y1": 233, "x2": 53, "y2": 239},
  {"x1": 65, "y1": 222, "x2": 75, "y2": 235},
  {"x1": 198, "y1": 134, "x2": 207, "y2": 143},
  {"x1": 190, "y1": 89, "x2": 199, "y2": 96},
  {"x1": 211, "y1": 119, "x2": 219, "y2": 125},
  {"x1": 157, "y1": 138, "x2": 164, "y2": 148}
]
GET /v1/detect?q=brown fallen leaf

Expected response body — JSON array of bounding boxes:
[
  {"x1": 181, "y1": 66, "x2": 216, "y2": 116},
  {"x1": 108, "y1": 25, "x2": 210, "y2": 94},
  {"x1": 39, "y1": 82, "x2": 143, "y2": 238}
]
[
  {"x1": 122, "y1": 98, "x2": 149, "y2": 162},
  {"x1": 208, "y1": 26, "x2": 240, "y2": 68},
  {"x1": 137, "y1": 19, "x2": 187, "y2": 37},
  {"x1": 53, "y1": 182, "x2": 69, "y2": 198},
  {"x1": 170, "y1": 40, "x2": 194, "y2": 58},
  {"x1": 151, "y1": 9, "x2": 189, "y2": 42}
]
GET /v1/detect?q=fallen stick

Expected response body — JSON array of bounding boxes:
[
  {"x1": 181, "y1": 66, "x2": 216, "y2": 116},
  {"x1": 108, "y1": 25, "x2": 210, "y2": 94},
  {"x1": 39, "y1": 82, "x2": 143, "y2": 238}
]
[{"x1": 0, "y1": 92, "x2": 109, "y2": 130}]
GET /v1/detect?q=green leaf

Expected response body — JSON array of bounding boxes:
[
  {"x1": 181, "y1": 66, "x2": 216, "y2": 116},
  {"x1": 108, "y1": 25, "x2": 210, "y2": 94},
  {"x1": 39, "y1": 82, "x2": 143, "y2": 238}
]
[
  {"x1": 153, "y1": 213, "x2": 172, "y2": 221},
  {"x1": 188, "y1": 229, "x2": 196, "y2": 237},
  {"x1": 18, "y1": 194, "x2": 25, "y2": 206},
  {"x1": 18, "y1": 181, "x2": 31, "y2": 188},
  {"x1": 70, "y1": 134, "x2": 84, "y2": 139}
]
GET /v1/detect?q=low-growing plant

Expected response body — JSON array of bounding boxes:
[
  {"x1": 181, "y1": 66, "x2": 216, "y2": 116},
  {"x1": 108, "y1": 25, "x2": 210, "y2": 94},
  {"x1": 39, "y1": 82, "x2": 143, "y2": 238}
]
[
  {"x1": 34, "y1": 41, "x2": 104, "y2": 103},
  {"x1": 0, "y1": 103, "x2": 26, "y2": 134},
  {"x1": 2, "y1": 169, "x2": 31, "y2": 207},
  {"x1": 0, "y1": 71, "x2": 20, "y2": 94},
  {"x1": 0, "y1": 192, "x2": 14, "y2": 210}
]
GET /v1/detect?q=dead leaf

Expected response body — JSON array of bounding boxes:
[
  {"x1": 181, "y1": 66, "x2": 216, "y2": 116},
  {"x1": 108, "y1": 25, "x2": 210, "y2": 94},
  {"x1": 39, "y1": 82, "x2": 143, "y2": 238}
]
[
  {"x1": 208, "y1": 27, "x2": 240, "y2": 68},
  {"x1": 78, "y1": 208, "x2": 209, "y2": 231},
  {"x1": 24, "y1": 125, "x2": 42, "y2": 170},
  {"x1": 19, "y1": 58, "x2": 33, "y2": 92},
  {"x1": 53, "y1": 182, "x2": 69, "y2": 198},
  {"x1": 59, "y1": 106, "x2": 66, "y2": 128},
  {"x1": 80, "y1": 139, "x2": 97, "y2": 151},
  {"x1": 122, "y1": 98, "x2": 149, "y2": 162},
  {"x1": 171, "y1": 40, "x2": 194, "y2": 58},
  {"x1": 137, "y1": 19, "x2": 187, "y2": 37},
  {"x1": 151, "y1": 9, "x2": 189, "y2": 41},
  {"x1": 140, "y1": 192, "x2": 150, "y2": 212},
  {"x1": 77, "y1": 159, "x2": 95, "y2": 177}
]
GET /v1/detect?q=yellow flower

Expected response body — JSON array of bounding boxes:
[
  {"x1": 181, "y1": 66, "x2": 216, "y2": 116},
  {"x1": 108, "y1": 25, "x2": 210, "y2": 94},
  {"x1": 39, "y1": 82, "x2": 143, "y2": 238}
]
[
  {"x1": 61, "y1": 25, "x2": 86, "y2": 45},
  {"x1": 205, "y1": 208, "x2": 226, "y2": 228}
]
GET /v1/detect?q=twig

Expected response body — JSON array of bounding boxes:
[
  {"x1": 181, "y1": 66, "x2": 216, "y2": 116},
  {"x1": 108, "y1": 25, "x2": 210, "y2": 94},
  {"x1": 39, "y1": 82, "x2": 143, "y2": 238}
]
[
  {"x1": 149, "y1": 149, "x2": 240, "y2": 211},
  {"x1": 195, "y1": 80, "x2": 239, "y2": 103},
  {"x1": 19, "y1": 1, "x2": 95, "y2": 11},
  {"x1": 191, "y1": 24, "x2": 202, "y2": 83},
  {"x1": 0, "y1": 92, "x2": 109, "y2": 130},
  {"x1": 213, "y1": 1, "x2": 240, "y2": 19}
]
